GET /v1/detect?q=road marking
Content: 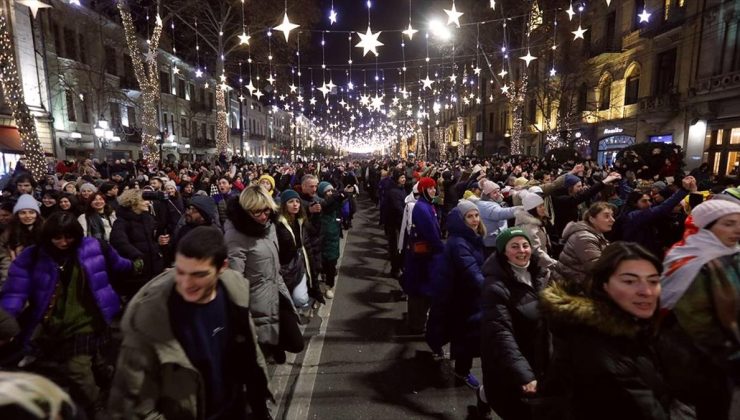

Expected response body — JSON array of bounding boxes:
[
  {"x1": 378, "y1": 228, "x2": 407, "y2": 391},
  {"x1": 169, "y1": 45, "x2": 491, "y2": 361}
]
[{"x1": 275, "y1": 229, "x2": 350, "y2": 420}]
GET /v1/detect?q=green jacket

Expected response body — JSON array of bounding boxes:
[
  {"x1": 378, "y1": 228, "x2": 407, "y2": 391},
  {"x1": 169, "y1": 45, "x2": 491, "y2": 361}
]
[{"x1": 108, "y1": 269, "x2": 271, "y2": 419}]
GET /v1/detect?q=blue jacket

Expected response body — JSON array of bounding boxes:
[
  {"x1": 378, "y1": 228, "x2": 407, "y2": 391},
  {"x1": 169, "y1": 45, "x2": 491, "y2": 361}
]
[
  {"x1": 476, "y1": 198, "x2": 518, "y2": 247},
  {"x1": 620, "y1": 188, "x2": 688, "y2": 257},
  {"x1": 401, "y1": 197, "x2": 444, "y2": 297},
  {"x1": 429, "y1": 208, "x2": 486, "y2": 358},
  {"x1": 0, "y1": 237, "x2": 132, "y2": 345}
]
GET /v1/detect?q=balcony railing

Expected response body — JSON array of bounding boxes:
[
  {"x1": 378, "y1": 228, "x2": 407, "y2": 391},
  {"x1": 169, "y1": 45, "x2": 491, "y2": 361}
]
[
  {"x1": 694, "y1": 70, "x2": 740, "y2": 96},
  {"x1": 120, "y1": 76, "x2": 140, "y2": 91}
]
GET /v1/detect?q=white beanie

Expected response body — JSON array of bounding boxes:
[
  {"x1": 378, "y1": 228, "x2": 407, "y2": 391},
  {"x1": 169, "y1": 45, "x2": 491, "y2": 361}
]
[
  {"x1": 481, "y1": 179, "x2": 500, "y2": 195},
  {"x1": 692, "y1": 199, "x2": 740, "y2": 229},
  {"x1": 79, "y1": 183, "x2": 97, "y2": 193},
  {"x1": 164, "y1": 180, "x2": 177, "y2": 190},
  {"x1": 528, "y1": 186, "x2": 543, "y2": 194},
  {"x1": 13, "y1": 194, "x2": 40, "y2": 215},
  {"x1": 522, "y1": 192, "x2": 545, "y2": 211},
  {"x1": 457, "y1": 199, "x2": 478, "y2": 216}
]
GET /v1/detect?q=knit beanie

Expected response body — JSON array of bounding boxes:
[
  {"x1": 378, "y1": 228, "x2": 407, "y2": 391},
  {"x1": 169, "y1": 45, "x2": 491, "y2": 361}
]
[
  {"x1": 318, "y1": 181, "x2": 335, "y2": 197},
  {"x1": 481, "y1": 179, "x2": 500, "y2": 195},
  {"x1": 514, "y1": 177, "x2": 528, "y2": 187},
  {"x1": 79, "y1": 182, "x2": 97, "y2": 193},
  {"x1": 522, "y1": 192, "x2": 545, "y2": 211},
  {"x1": 692, "y1": 199, "x2": 740, "y2": 229},
  {"x1": 13, "y1": 194, "x2": 40, "y2": 215},
  {"x1": 258, "y1": 174, "x2": 276, "y2": 191},
  {"x1": 714, "y1": 187, "x2": 740, "y2": 205},
  {"x1": 418, "y1": 177, "x2": 436, "y2": 192},
  {"x1": 457, "y1": 199, "x2": 478, "y2": 216},
  {"x1": 496, "y1": 227, "x2": 532, "y2": 254},
  {"x1": 281, "y1": 189, "x2": 301, "y2": 202},
  {"x1": 164, "y1": 180, "x2": 177, "y2": 191},
  {"x1": 564, "y1": 174, "x2": 581, "y2": 190},
  {"x1": 189, "y1": 194, "x2": 217, "y2": 224}
]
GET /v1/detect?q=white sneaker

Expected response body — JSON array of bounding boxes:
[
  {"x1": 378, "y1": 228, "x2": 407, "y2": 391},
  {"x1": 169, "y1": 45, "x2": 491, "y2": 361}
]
[{"x1": 325, "y1": 288, "x2": 334, "y2": 299}]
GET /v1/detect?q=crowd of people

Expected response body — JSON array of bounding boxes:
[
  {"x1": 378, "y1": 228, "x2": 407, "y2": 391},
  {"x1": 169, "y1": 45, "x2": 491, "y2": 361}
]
[
  {"x1": 0, "y1": 156, "x2": 359, "y2": 419},
  {"x1": 0, "y1": 152, "x2": 737, "y2": 419},
  {"x1": 375, "y1": 155, "x2": 739, "y2": 419}
]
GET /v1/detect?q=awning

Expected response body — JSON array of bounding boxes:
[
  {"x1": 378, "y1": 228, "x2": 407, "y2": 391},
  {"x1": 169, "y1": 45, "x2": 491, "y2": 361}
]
[{"x1": 0, "y1": 126, "x2": 23, "y2": 153}]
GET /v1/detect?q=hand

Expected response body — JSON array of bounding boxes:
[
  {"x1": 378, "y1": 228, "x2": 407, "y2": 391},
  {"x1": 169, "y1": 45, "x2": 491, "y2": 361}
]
[
  {"x1": 522, "y1": 380, "x2": 538, "y2": 395},
  {"x1": 309, "y1": 203, "x2": 322, "y2": 213},
  {"x1": 570, "y1": 163, "x2": 585, "y2": 175},
  {"x1": 603, "y1": 172, "x2": 622, "y2": 184},
  {"x1": 133, "y1": 258, "x2": 144, "y2": 275},
  {"x1": 158, "y1": 234, "x2": 170, "y2": 246}
]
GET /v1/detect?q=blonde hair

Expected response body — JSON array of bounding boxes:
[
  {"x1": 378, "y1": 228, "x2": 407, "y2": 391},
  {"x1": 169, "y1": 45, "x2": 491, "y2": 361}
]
[
  {"x1": 0, "y1": 371, "x2": 73, "y2": 418},
  {"x1": 239, "y1": 185, "x2": 279, "y2": 213},
  {"x1": 117, "y1": 188, "x2": 145, "y2": 211}
]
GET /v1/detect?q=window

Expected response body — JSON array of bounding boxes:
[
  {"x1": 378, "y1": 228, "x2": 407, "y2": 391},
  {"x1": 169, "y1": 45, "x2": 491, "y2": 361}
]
[
  {"x1": 80, "y1": 96, "x2": 89, "y2": 123},
  {"x1": 126, "y1": 106, "x2": 136, "y2": 127},
  {"x1": 110, "y1": 103, "x2": 121, "y2": 128},
  {"x1": 104, "y1": 46, "x2": 117, "y2": 75},
  {"x1": 160, "y1": 72, "x2": 171, "y2": 94},
  {"x1": 50, "y1": 20, "x2": 62, "y2": 55},
  {"x1": 605, "y1": 12, "x2": 616, "y2": 51},
  {"x1": 528, "y1": 99, "x2": 537, "y2": 121},
  {"x1": 163, "y1": 113, "x2": 168, "y2": 133},
  {"x1": 192, "y1": 120, "x2": 198, "y2": 138},
  {"x1": 655, "y1": 49, "x2": 677, "y2": 95},
  {"x1": 600, "y1": 80, "x2": 612, "y2": 110},
  {"x1": 664, "y1": 0, "x2": 686, "y2": 22},
  {"x1": 577, "y1": 83, "x2": 588, "y2": 112},
  {"x1": 65, "y1": 90, "x2": 76, "y2": 122},
  {"x1": 123, "y1": 54, "x2": 135, "y2": 81},
  {"x1": 188, "y1": 83, "x2": 194, "y2": 100},
  {"x1": 77, "y1": 34, "x2": 87, "y2": 64},
  {"x1": 201, "y1": 122, "x2": 206, "y2": 139},
  {"x1": 625, "y1": 69, "x2": 640, "y2": 105},
  {"x1": 207, "y1": 92, "x2": 214, "y2": 109},
  {"x1": 177, "y1": 79, "x2": 186, "y2": 99},
  {"x1": 63, "y1": 28, "x2": 77, "y2": 60},
  {"x1": 181, "y1": 118, "x2": 188, "y2": 137},
  {"x1": 209, "y1": 125, "x2": 215, "y2": 140}
]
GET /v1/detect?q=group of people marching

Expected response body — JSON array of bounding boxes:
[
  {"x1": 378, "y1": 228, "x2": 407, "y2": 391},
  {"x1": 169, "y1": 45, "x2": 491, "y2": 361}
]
[
  {"x1": 0, "y1": 157, "x2": 359, "y2": 419},
  {"x1": 376, "y1": 157, "x2": 739, "y2": 420}
]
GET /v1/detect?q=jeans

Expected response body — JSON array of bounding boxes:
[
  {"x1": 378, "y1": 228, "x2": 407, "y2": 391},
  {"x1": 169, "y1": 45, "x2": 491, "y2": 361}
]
[{"x1": 292, "y1": 272, "x2": 309, "y2": 308}]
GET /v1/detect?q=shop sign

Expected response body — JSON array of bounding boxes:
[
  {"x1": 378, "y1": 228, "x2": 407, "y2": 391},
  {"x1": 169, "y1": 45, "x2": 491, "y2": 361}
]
[{"x1": 603, "y1": 127, "x2": 624, "y2": 135}]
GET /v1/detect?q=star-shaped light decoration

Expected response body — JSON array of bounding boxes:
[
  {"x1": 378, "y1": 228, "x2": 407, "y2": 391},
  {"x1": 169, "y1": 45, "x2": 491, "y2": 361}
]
[
  {"x1": 501, "y1": 84, "x2": 510, "y2": 94},
  {"x1": 550, "y1": 67, "x2": 557, "y2": 77},
  {"x1": 370, "y1": 94, "x2": 384, "y2": 111},
  {"x1": 356, "y1": 26, "x2": 384, "y2": 57},
  {"x1": 317, "y1": 83, "x2": 331, "y2": 98},
  {"x1": 274, "y1": 12, "x2": 299, "y2": 42},
  {"x1": 296, "y1": 95, "x2": 304, "y2": 103},
  {"x1": 444, "y1": 2, "x2": 463, "y2": 28},
  {"x1": 474, "y1": 67, "x2": 482, "y2": 75},
  {"x1": 204, "y1": 82, "x2": 210, "y2": 89},
  {"x1": 144, "y1": 51, "x2": 157, "y2": 63},
  {"x1": 565, "y1": 3, "x2": 575, "y2": 21},
  {"x1": 359, "y1": 94, "x2": 371, "y2": 106},
  {"x1": 172, "y1": 67, "x2": 180, "y2": 75},
  {"x1": 289, "y1": 84, "x2": 298, "y2": 94},
  {"x1": 339, "y1": 99, "x2": 347, "y2": 107},
  {"x1": 266, "y1": 74, "x2": 276, "y2": 85},
  {"x1": 219, "y1": 74, "x2": 227, "y2": 83},
  {"x1": 238, "y1": 32, "x2": 251, "y2": 45},
  {"x1": 490, "y1": 0, "x2": 496, "y2": 9},
  {"x1": 605, "y1": 0, "x2": 611, "y2": 6},
  {"x1": 245, "y1": 80, "x2": 256, "y2": 95},
  {"x1": 392, "y1": 97, "x2": 400, "y2": 106},
  {"x1": 326, "y1": 79, "x2": 337, "y2": 92},
  {"x1": 238, "y1": 94, "x2": 246, "y2": 102},
  {"x1": 421, "y1": 75, "x2": 434, "y2": 90},
  {"x1": 17, "y1": 0, "x2": 52, "y2": 19},
  {"x1": 449, "y1": 74, "x2": 458, "y2": 84},
  {"x1": 520, "y1": 50, "x2": 537, "y2": 67},
  {"x1": 572, "y1": 25, "x2": 587, "y2": 40},
  {"x1": 195, "y1": 69, "x2": 204, "y2": 78},
  {"x1": 220, "y1": 82, "x2": 229, "y2": 91},
  {"x1": 347, "y1": 81, "x2": 355, "y2": 90},
  {"x1": 254, "y1": 90, "x2": 264, "y2": 100},
  {"x1": 498, "y1": 68, "x2": 508, "y2": 78},
  {"x1": 309, "y1": 97, "x2": 317, "y2": 106},
  {"x1": 329, "y1": 8, "x2": 337, "y2": 25},
  {"x1": 638, "y1": 8, "x2": 651, "y2": 23},
  {"x1": 403, "y1": 23, "x2": 418, "y2": 40}
]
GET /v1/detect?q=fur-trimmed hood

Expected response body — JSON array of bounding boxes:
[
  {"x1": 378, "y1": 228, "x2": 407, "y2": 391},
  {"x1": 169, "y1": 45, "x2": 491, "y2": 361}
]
[{"x1": 540, "y1": 281, "x2": 647, "y2": 339}]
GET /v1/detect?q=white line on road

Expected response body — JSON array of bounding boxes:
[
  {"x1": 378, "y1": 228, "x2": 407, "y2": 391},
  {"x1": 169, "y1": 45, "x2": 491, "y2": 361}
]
[{"x1": 275, "y1": 230, "x2": 350, "y2": 420}]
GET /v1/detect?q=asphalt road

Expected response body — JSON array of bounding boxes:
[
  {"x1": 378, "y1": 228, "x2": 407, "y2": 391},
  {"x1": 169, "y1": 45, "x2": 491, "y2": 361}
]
[{"x1": 272, "y1": 195, "x2": 490, "y2": 420}]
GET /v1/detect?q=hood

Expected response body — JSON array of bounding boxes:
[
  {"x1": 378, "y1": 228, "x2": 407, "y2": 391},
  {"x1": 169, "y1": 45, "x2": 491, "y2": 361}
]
[
  {"x1": 561, "y1": 221, "x2": 600, "y2": 241},
  {"x1": 540, "y1": 282, "x2": 644, "y2": 338},
  {"x1": 446, "y1": 207, "x2": 483, "y2": 244},
  {"x1": 404, "y1": 190, "x2": 417, "y2": 204},
  {"x1": 514, "y1": 208, "x2": 542, "y2": 227},
  {"x1": 226, "y1": 196, "x2": 274, "y2": 238}
]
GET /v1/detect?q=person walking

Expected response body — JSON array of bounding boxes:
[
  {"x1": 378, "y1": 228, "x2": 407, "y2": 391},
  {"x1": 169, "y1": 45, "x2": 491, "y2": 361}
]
[
  {"x1": 108, "y1": 226, "x2": 271, "y2": 419},
  {"x1": 275, "y1": 189, "x2": 312, "y2": 310}
]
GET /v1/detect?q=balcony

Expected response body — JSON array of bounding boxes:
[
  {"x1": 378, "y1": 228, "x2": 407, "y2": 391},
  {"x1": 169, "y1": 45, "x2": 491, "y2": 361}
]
[
  {"x1": 120, "y1": 76, "x2": 140, "y2": 92},
  {"x1": 638, "y1": 93, "x2": 680, "y2": 125},
  {"x1": 694, "y1": 70, "x2": 740, "y2": 97}
]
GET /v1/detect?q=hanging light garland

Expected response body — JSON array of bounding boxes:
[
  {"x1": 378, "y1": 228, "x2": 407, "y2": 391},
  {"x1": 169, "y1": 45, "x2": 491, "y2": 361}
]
[{"x1": 0, "y1": 10, "x2": 46, "y2": 180}]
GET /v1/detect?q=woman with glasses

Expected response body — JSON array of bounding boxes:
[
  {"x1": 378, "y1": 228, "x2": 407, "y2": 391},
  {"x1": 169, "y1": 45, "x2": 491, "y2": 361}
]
[
  {"x1": 225, "y1": 186, "x2": 304, "y2": 363},
  {"x1": 0, "y1": 212, "x2": 132, "y2": 418}
]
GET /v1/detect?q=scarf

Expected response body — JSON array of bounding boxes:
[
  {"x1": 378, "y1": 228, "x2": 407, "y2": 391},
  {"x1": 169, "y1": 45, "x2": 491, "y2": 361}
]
[
  {"x1": 661, "y1": 229, "x2": 740, "y2": 309},
  {"x1": 85, "y1": 213, "x2": 106, "y2": 242}
]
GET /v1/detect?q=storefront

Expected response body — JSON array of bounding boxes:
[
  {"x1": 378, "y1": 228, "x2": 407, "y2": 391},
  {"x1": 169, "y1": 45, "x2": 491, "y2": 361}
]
[
  {"x1": 598, "y1": 135, "x2": 636, "y2": 167},
  {"x1": 704, "y1": 124, "x2": 740, "y2": 176},
  {"x1": 0, "y1": 126, "x2": 26, "y2": 175}
]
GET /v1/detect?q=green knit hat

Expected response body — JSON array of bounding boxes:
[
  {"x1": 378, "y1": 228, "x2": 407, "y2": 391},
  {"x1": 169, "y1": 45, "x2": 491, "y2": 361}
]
[{"x1": 495, "y1": 227, "x2": 531, "y2": 254}]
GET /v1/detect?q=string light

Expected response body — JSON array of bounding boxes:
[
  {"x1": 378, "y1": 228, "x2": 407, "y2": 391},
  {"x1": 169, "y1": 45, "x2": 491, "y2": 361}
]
[{"x1": 0, "y1": 11, "x2": 45, "y2": 180}]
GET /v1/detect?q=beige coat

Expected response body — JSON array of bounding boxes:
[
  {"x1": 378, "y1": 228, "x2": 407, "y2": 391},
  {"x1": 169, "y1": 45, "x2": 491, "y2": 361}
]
[
  {"x1": 514, "y1": 209, "x2": 557, "y2": 269},
  {"x1": 553, "y1": 221, "x2": 609, "y2": 290}
]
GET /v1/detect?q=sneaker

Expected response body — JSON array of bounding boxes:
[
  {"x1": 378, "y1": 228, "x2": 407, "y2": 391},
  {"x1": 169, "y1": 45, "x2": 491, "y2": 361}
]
[
  {"x1": 325, "y1": 288, "x2": 334, "y2": 299},
  {"x1": 455, "y1": 373, "x2": 480, "y2": 390}
]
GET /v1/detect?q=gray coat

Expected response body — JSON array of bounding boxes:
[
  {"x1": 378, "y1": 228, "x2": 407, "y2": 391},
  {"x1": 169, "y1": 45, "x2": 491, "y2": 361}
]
[
  {"x1": 553, "y1": 221, "x2": 609, "y2": 291},
  {"x1": 224, "y1": 199, "x2": 293, "y2": 346}
]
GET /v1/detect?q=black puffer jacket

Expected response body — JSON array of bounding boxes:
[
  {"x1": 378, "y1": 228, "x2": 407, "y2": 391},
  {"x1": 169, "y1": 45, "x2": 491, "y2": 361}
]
[
  {"x1": 540, "y1": 282, "x2": 671, "y2": 420},
  {"x1": 480, "y1": 253, "x2": 549, "y2": 397},
  {"x1": 110, "y1": 206, "x2": 164, "y2": 296},
  {"x1": 275, "y1": 216, "x2": 311, "y2": 291},
  {"x1": 299, "y1": 192, "x2": 323, "y2": 278}
]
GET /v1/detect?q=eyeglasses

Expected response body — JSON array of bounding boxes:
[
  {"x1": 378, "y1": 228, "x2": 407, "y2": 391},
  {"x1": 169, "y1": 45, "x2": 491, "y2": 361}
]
[{"x1": 250, "y1": 208, "x2": 272, "y2": 217}]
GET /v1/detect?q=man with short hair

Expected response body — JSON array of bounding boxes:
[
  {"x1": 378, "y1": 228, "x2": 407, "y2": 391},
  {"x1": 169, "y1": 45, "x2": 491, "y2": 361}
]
[
  {"x1": 12, "y1": 174, "x2": 36, "y2": 199},
  {"x1": 109, "y1": 226, "x2": 271, "y2": 419},
  {"x1": 299, "y1": 175, "x2": 325, "y2": 304},
  {"x1": 173, "y1": 194, "x2": 219, "y2": 249},
  {"x1": 213, "y1": 176, "x2": 239, "y2": 223}
]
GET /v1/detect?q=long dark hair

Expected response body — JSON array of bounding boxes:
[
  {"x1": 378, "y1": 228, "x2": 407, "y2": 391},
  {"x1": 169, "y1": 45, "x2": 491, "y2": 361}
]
[
  {"x1": 279, "y1": 194, "x2": 306, "y2": 223},
  {"x1": 588, "y1": 242, "x2": 662, "y2": 302},
  {"x1": 3, "y1": 209, "x2": 43, "y2": 250},
  {"x1": 84, "y1": 193, "x2": 114, "y2": 217},
  {"x1": 38, "y1": 212, "x2": 84, "y2": 251}
]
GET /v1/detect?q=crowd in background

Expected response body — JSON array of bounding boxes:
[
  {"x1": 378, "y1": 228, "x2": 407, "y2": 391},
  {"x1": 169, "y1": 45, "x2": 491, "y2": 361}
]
[{"x1": 0, "y1": 152, "x2": 736, "y2": 419}]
